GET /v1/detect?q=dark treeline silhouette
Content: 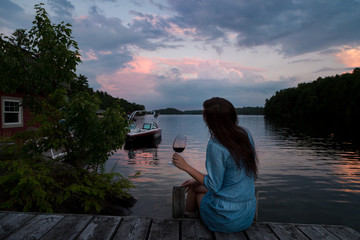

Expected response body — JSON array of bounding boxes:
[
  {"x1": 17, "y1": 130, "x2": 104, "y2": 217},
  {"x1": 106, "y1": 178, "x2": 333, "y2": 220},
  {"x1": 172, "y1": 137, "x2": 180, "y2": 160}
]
[
  {"x1": 95, "y1": 90, "x2": 145, "y2": 114},
  {"x1": 68, "y1": 75, "x2": 145, "y2": 114},
  {"x1": 155, "y1": 108, "x2": 184, "y2": 114},
  {"x1": 156, "y1": 107, "x2": 264, "y2": 115},
  {"x1": 264, "y1": 68, "x2": 360, "y2": 140}
]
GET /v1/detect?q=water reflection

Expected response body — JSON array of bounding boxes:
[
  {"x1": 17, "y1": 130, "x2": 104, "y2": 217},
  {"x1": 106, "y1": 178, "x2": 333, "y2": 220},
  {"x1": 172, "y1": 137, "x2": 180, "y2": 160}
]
[
  {"x1": 259, "y1": 116, "x2": 360, "y2": 230},
  {"x1": 124, "y1": 137, "x2": 161, "y2": 165},
  {"x1": 262, "y1": 116, "x2": 360, "y2": 182},
  {"x1": 105, "y1": 115, "x2": 360, "y2": 231}
]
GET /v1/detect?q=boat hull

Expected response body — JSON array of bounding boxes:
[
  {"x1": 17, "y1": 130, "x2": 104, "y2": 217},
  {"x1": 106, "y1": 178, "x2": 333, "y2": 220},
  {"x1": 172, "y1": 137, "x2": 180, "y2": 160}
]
[
  {"x1": 126, "y1": 128, "x2": 162, "y2": 141},
  {"x1": 124, "y1": 135, "x2": 162, "y2": 150}
]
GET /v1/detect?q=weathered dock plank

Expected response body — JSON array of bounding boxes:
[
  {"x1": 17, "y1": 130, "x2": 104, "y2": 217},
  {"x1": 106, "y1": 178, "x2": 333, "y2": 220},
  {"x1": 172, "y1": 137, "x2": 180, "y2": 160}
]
[
  {"x1": 0, "y1": 212, "x2": 36, "y2": 239},
  {"x1": 77, "y1": 215, "x2": 121, "y2": 240},
  {"x1": 148, "y1": 218, "x2": 179, "y2": 240},
  {"x1": 245, "y1": 222, "x2": 279, "y2": 240},
  {"x1": 269, "y1": 223, "x2": 308, "y2": 240},
  {"x1": 297, "y1": 224, "x2": 339, "y2": 240},
  {"x1": 5, "y1": 214, "x2": 64, "y2": 240},
  {"x1": 113, "y1": 217, "x2": 151, "y2": 240},
  {"x1": 325, "y1": 225, "x2": 360, "y2": 240},
  {"x1": 41, "y1": 214, "x2": 93, "y2": 240},
  {"x1": 0, "y1": 212, "x2": 359, "y2": 240},
  {"x1": 214, "y1": 231, "x2": 247, "y2": 240},
  {"x1": 181, "y1": 219, "x2": 213, "y2": 240}
]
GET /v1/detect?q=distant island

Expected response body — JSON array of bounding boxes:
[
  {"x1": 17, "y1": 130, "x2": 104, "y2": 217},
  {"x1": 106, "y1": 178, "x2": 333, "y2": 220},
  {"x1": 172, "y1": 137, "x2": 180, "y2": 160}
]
[{"x1": 155, "y1": 107, "x2": 264, "y2": 115}]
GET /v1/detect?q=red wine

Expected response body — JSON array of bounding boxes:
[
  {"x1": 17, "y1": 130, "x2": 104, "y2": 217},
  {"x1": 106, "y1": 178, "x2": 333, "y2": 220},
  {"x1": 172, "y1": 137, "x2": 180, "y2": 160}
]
[{"x1": 173, "y1": 147, "x2": 185, "y2": 153}]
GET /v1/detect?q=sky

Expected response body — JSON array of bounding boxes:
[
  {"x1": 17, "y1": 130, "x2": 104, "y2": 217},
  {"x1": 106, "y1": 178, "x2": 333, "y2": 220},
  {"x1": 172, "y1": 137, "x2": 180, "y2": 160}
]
[{"x1": 1, "y1": 0, "x2": 360, "y2": 110}]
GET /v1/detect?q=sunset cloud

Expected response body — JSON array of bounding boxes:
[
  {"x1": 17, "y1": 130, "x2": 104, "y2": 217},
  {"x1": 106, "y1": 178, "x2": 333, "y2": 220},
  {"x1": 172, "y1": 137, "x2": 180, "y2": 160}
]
[
  {"x1": 80, "y1": 49, "x2": 99, "y2": 61},
  {"x1": 2, "y1": 0, "x2": 359, "y2": 109},
  {"x1": 336, "y1": 46, "x2": 360, "y2": 68},
  {"x1": 96, "y1": 56, "x2": 159, "y2": 100},
  {"x1": 96, "y1": 56, "x2": 292, "y2": 109},
  {"x1": 167, "y1": 1, "x2": 360, "y2": 56}
]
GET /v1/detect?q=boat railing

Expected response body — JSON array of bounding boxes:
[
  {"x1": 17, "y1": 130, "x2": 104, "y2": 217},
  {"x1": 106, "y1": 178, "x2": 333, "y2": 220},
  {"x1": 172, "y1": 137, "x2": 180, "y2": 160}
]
[{"x1": 128, "y1": 110, "x2": 158, "y2": 123}]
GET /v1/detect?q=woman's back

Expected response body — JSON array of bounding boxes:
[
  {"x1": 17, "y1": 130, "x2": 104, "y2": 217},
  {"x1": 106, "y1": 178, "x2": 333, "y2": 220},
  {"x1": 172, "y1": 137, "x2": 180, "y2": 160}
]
[
  {"x1": 172, "y1": 97, "x2": 258, "y2": 233},
  {"x1": 200, "y1": 138, "x2": 256, "y2": 233},
  {"x1": 205, "y1": 138, "x2": 255, "y2": 201}
]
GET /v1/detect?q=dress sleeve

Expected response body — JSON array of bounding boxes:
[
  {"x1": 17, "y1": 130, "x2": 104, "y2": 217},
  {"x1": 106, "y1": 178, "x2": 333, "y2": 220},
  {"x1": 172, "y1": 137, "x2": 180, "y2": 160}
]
[{"x1": 203, "y1": 140, "x2": 226, "y2": 194}]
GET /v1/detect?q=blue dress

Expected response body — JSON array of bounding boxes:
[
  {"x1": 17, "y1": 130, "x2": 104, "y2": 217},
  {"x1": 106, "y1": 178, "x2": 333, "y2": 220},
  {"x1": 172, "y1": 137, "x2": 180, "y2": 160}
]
[{"x1": 199, "y1": 130, "x2": 256, "y2": 233}]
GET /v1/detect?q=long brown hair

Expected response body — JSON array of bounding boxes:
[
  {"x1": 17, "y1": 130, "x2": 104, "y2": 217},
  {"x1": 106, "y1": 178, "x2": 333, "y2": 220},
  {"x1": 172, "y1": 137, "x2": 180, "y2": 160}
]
[{"x1": 203, "y1": 97, "x2": 258, "y2": 178}]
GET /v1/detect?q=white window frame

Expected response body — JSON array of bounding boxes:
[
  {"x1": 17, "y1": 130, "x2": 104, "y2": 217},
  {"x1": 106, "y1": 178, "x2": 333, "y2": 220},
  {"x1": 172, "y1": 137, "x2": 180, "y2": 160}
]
[{"x1": 1, "y1": 96, "x2": 23, "y2": 128}]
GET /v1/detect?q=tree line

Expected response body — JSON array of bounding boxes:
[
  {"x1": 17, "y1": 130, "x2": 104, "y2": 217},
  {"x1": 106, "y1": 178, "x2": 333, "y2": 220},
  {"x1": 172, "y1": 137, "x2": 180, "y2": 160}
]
[
  {"x1": 69, "y1": 75, "x2": 145, "y2": 113},
  {"x1": 264, "y1": 68, "x2": 360, "y2": 140},
  {"x1": 95, "y1": 90, "x2": 144, "y2": 114}
]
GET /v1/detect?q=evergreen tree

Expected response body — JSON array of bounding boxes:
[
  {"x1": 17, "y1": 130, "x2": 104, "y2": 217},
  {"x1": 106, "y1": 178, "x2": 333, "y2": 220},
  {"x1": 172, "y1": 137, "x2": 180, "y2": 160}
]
[{"x1": 264, "y1": 68, "x2": 360, "y2": 139}]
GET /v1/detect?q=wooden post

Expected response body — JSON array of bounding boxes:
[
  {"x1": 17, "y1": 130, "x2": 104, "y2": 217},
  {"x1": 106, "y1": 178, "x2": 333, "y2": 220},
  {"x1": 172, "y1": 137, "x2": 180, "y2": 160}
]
[
  {"x1": 254, "y1": 189, "x2": 259, "y2": 221},
  {"x1": 172, "y1": 186, "x2": 185, "y2": 218}
]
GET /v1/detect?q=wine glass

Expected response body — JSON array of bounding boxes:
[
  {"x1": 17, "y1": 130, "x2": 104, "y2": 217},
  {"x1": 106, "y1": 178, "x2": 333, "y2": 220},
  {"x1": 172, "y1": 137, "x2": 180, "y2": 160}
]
[
  {"x1": 173, "y1": 134, "x2": 186, "y2": 153},
  {"x1": 169, "y1": 134, "x2": 186, "y2": 165}
]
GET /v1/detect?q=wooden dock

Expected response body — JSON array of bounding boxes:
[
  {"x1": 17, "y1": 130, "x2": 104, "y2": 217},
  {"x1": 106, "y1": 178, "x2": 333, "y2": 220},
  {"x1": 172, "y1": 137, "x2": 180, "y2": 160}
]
[{"x1": 1, "y1": 211, "x2": 359, "y2": 240}]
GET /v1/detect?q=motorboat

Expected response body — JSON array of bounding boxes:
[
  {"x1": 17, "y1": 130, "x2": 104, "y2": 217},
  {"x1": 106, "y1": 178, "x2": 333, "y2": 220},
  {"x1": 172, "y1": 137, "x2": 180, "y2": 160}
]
[{"x1": 126, "y1": 110, "x2": 162, "y2": 141}]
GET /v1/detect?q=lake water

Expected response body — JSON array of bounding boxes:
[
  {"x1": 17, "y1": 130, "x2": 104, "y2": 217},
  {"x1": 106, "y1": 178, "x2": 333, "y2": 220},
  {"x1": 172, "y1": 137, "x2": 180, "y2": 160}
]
[{"x1": 104, "y1": 115, "x2": 360, "y2": 231}]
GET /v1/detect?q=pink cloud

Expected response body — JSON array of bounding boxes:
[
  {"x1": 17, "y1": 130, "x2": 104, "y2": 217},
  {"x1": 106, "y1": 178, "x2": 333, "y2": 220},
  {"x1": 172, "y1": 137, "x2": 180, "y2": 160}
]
[
  {"x1": 97, "y1": 56, "x2": 265, "y2": 102},
  {"x1": 126, "y1": 56, "x2": 157, "y2": 74},
  {"x1": 336, "y1": 46, "x2": 360, "y2": 68},
  {"x1": 156, "y1": 58, "x2": 263, "y2": 76},
  {"x1": 166, "y1": 22, "x2": 196, "y2": 36},
  {"x1": 80, "y1": 49, "x2": 98, "y2": 61},
  {"x1": 80, "y1": 49, "x2": 114, "y2": 61},
  {"x1": 157, "y1": 58, "x2": 264, "y2": 81},
  {"x1": 132, "y1": 13, "x2": 197, "y2": 39},
  {"x1": 97, "y1": 56, "x2": 159, "y2": 101},
  {"x1": 157, "y1": 57, "x2": 202, "y2": 74}
]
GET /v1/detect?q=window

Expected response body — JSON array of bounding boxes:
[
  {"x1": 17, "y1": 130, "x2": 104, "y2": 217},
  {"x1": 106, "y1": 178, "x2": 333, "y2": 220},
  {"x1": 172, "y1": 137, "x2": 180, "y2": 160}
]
[
  {"x1": 142, "y1": 123, "x2": 151, "y2": 130},
  {"x1": 1, "y1": 96, "x2": 23, "y2": 128}
]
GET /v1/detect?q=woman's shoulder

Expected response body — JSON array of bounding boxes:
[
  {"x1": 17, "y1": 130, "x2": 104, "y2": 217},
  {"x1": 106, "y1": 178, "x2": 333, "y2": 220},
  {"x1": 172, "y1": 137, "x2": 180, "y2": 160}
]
[
  {"x1": 208, "y1": 137, "x2": 221, "y2": 147},
  {"x1": 208, "y1": 138, "x2": 230, "y2": 154}
]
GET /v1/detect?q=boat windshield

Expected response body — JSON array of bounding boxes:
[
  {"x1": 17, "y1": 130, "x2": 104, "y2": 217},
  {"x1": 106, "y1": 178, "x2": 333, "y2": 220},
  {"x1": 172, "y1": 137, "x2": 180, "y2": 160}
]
[{"x1": 142, "y1": 123, "x2": 152, "y2": 130}]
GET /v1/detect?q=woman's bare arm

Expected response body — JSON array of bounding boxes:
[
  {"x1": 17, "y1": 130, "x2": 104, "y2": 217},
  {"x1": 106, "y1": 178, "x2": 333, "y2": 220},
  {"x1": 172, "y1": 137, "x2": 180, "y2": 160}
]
[{"x1": 172, "y1": 153, "x2": 205, "y2": 185}]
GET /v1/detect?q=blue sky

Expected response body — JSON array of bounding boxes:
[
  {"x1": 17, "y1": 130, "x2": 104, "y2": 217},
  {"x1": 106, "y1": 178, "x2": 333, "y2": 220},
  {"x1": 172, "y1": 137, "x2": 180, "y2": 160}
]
[{"x1": 1, "y1": 0, "x2": 359, "y2": 110}]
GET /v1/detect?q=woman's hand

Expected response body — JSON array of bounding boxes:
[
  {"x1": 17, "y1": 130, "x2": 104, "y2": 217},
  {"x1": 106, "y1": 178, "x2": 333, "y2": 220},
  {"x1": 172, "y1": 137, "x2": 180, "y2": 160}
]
[
  {"x1": 173, "y1": 153, "x2": 206, "y2": 186},
  {"x1": 181, "y1": 179, "x2": 197, "y2": 187},
  {"x1": 172, "y1": 153, "x2": 189, "y2": 171},
  {"x1": 181, "y1": 179, "x2": 200, "y2": 192}
]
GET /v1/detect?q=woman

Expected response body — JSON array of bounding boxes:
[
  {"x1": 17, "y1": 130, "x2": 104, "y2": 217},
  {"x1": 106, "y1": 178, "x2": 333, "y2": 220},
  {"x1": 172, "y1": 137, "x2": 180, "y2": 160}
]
[{"x1": 172, "y1": 97, "x2": 258, "y2": 233}]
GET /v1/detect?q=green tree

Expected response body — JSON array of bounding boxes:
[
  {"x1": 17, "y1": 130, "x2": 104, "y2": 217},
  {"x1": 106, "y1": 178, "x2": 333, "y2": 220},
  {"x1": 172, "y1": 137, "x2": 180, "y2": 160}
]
[
  {"x1": 0, "y1": 4, "x2": 134, "y2": 214},
  {"x1": 95, "y1": 90, "x2": 145, "y2": 114},
  {"x1": 264, "y1": 68, "x2": 360, "y2": 140},
  {"x1": 1, "y1": 3, "x2": 128, "y2": 168},
  {"x1": 1, "y1": 5, "x2": 79, "y2": 98},
  {"x1": 69, "y1": 74, "x2": 93, "y2": 96}
]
